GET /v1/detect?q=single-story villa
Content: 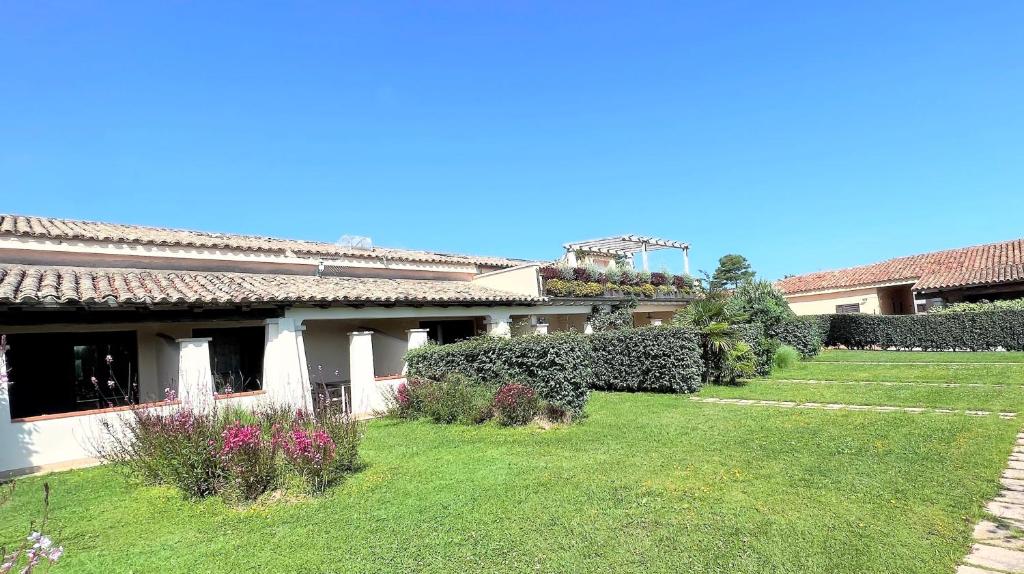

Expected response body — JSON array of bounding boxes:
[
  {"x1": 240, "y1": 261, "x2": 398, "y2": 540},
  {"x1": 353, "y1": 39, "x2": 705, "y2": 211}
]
[
  {"x1": 0, "y1": 214, "x2": 692, "y2": 476},
  {"x1": 777, "y1": 237, "x2": 1024, "y2": 315}
]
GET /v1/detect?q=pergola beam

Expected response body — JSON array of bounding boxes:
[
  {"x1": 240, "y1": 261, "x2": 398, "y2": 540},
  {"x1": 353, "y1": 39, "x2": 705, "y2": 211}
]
[{"x1": 562, "y1": 235, "x2": 691, "y2": 272}]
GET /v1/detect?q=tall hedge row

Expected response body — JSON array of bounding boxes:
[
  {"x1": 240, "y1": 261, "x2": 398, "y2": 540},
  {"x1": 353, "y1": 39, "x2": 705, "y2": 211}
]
[
  {"x1": 405, "y1": 327, "x2": 706, "y2": 414},
  {"x1": 818, "y1": 311, "x2": 1024, "y2": 351},
  {"x1": 405, "y1": 333, "x2": 593, "y2": 416},
  {"x1": 766, "y1": 316, "x2": 823, "y2": 358},
  {"x1": 589, "y1": 327, "x2": 704, "y2": 393},
  {"x1": 735, "y1": 323, "x2": 776, "y2": 377}
]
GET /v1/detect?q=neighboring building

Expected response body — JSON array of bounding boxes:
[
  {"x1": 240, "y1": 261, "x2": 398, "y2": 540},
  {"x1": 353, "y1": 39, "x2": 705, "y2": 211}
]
[
  {"x1": 777, "y1": 238, "x2": 1024, "y2": 315},
  {"x1": 0, "y1": 214, "x2": 692, "y2": 476}
]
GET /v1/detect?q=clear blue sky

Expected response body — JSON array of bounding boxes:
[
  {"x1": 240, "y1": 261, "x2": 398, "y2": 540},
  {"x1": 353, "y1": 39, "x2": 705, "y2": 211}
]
[{"x1": 3, "y1": 2, "x2": 1023, "y2": 280}]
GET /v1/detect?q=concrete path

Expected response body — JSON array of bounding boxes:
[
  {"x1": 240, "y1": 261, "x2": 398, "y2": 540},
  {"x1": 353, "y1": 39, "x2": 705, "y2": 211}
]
[
  {"x1": 688, "y1": 396, "x2": 1017, "y2": 419},
  {"x1": 960, "y1": 433, "x2": 1024, "y2": 573}
]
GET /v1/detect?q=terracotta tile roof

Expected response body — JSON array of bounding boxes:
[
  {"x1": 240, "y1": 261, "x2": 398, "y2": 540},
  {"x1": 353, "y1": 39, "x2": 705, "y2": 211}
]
[
  {"x1": 777, "y1": 238, "x2": 1024, "y2": 294},
  {"x1": 0, "y1": 264, "x2": 541, "y2": 307},
  {"x1": 0, "y1": 214, "x2": 527, "y2": 268}
]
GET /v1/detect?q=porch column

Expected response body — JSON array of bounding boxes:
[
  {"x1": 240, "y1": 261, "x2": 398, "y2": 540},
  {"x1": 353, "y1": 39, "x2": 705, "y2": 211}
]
[
  {"x1": 263, "y1": 318, "x2": 312, "y2": 411},
  {"x1": 533, "y1": 322, "x2": 549, "y2": 335},
  {"x1": 583, "y1": 322, "x2": 595, "y2": 335},
  {"x1": 485, "y1": 312, "x2": 512, "y2": 338},
  {"x1": 683, "y1": 246, "x2": 690, "y2": 276},
  {"x1": 640, "y1": 242, "x2": 650, "y2": 272},
  {"x1": 650, "y1": 318, "x2": 664, "y2": 327},
  {"x1": 349, "y1": 331, "x2": 377, "y2": 416},
  {"x1": 0, "y1": 339, "x2": 11, "y2": 426},
  {"x1": 403, "y1": 328, "x2": 431, "y2": 375},
  {"x1": 176, "y1": 338, "x2": 214, "y2": 413}
]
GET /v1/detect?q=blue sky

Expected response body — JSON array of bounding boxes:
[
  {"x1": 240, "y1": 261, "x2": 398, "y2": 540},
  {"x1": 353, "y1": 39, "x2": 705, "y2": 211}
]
[{"x1": 2, "y1": 2, "x2": 1023, "y2": 280}]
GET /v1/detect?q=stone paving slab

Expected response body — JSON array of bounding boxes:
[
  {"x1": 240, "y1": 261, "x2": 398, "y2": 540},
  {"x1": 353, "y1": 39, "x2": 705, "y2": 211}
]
[
  {"x1": 964, "y1": 543, "x2": 1024, "y2": 572},
  {"x1": 961, "y1": 428, "x2": 1024, "y2": 572}
]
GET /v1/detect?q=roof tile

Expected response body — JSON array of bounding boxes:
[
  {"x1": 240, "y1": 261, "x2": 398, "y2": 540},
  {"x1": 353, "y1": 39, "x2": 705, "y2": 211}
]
[
  {"x1": 777, "y1": 238, "x2": 1024, "y2": 294},
  {"x1": 0, "y1": 264, "x2": 540, "y2": 307},
  {"x1": 0, "y1": 214, "x2": 527, "y2": 268}
]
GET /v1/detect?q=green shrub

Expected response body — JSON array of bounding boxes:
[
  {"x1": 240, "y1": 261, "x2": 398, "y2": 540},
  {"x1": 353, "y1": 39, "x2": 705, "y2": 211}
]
[
  {"x1": 817, "y1": 311, "x2": 1024, "y2": 351},
  {"x1": 729, "y1": 280, "x2": 794, "y2": 334},
  {"x1": 735, "y1": 322, "x2": 775, "y2": 377},
  {"x1": 589, "y1": 301, "x2": 637, "y2": 332},
  {"x1": 420, "y1": 375, "x2": 496, "y2": 424},
  {"x1": 931, "y1": 297, "x2": 1024, "y2": 314},
  {"x1": 773, "y1": 344, "x2": 800, "y2": 370},
  {"x1": 405, "y1": 333, "x2": 592, "y2": 416},
  {"x1": 590, "y1": 326, "x2": 703, "y2": 392},
  {"x1": 767, "y1": 316, "x2": 822, "y2": 358}
]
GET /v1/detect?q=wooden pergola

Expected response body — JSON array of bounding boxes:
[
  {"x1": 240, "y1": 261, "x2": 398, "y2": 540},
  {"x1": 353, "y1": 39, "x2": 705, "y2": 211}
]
[{"x1": 563, "y1": 235, "x2": 690, "y2": 274}]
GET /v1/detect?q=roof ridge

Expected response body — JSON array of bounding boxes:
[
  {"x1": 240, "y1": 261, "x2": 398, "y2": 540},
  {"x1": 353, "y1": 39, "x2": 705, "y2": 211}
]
[{"x1": 0, "y1": 213, "x2": 528, "y2": 266}]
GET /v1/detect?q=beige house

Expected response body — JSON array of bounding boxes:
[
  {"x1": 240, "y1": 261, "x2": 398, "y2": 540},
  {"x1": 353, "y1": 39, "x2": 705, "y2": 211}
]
[
  {"x1": 777, "y1": 238, "x2": 1024, "y2": 315},
  {"x1": 0, "y1": 214, "x2": 692, "y2": 476}
]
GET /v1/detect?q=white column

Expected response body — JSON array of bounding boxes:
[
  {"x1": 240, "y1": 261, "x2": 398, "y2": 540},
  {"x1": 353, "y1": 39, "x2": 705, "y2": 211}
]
[
  {"x1": 177, "y1": 338, "x2": 214, "y2": 413},
  {"x1": 403, "y1": 328, "x2": 431, "y2": 375},
  {"x1": 349, "y1": 331, "x2": 378, "y2": 416},
  {"x1": 583, "y1": 322, "x2": 595, "y2": 335},
  {"x1": 565, "y1": 249, "x2": 578, "y2": 266},
  {"x1": 485, "y1": 312, "x2": 512, "y2": 338},
  {"x1": 263, "y1": 318, "x2": 312, "y2": 411},
  {"x1": 0, "y1": 337, "x2": 11, "y2": 426},
  {"x1": 683, "y1": 246, "x2": 690, "y2": 276},
  {"x1": 650, "y1": 318, "x2": 664, "y2": 327},
  {"x1": 533, "y1": 323, "x2": 549, "y2": 335},
  {"x1": 641, "y1": 242, "x2": 649, "y2": 272}
]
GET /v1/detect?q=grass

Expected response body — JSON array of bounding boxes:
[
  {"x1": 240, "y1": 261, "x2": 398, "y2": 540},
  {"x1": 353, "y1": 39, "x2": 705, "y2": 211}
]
[
  {"x1": 767, "y1": 360, "x2": 1024, "y2": 386},
  {"x1": 0, "y1": 393, "x2": 1018, "y2": 573},
  {"x1": 2, "y1": 350, "x2": 1022, "y2": 573},
  {"x1": 810, "y1": 349, "x2": 1024, "y2": 364},
  {"x1": 699, "y1": 379, "x2": 1024, "y2": 412}
]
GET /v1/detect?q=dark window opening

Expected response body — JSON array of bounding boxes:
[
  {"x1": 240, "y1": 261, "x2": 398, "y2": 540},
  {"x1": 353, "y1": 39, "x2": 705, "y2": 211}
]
[
  {"x1": 5, "y1": 331, "x2": 139, "y2": 419},
  {"x1": 835, "y1": 303, "x2": 861, "y2": 314},
  {"x1": 419, "y1": 320, "x2": 477, "y2": 345},
  {"x1": 192, "y1": 327, "x2": 264, "y2": 394}
]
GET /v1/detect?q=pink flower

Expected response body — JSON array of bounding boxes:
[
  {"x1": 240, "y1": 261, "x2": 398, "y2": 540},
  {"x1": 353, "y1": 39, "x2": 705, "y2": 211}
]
[{"x1": 105, "y1": 354, "x2": 113, "y2": 364}]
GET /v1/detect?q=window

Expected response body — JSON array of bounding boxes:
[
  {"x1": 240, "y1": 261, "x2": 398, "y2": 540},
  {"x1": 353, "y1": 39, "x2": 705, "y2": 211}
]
[
  {"x1": 192, "y1": 327, "x2": 264, "y2": 394},
  {"x1": 5, "y1": 331, "x2": 139, "y2": 419},
  {"x1": 835, "y1": 303, "x2": 861, "y2": 314},
  {"x1": 419, "y1": 320, "x2": 477, "y2": 345}
]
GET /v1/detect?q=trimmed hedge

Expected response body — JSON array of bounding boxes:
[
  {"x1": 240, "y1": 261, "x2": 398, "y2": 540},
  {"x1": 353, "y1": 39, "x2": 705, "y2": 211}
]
[
  {"x1": 818, "y1": 311, "x2": 1024, "y2": 351},
  {"x1": 736, "y1": 323, "x2": 776, "y2": 377},
  {"x1": 766, "y1": 317, "x2": 823, "y2": 358},
  {"x1": 590, "y1": 326, "x2": 703, "y2": 393},
  {"x1": 405, "y1": 333, "x2": 593, "y2": 416}
]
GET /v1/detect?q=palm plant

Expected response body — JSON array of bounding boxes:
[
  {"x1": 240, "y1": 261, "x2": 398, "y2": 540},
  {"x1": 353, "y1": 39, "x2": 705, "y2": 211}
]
[{"x1": 674, "y1": 295, "x2": 749, "y2": 384}]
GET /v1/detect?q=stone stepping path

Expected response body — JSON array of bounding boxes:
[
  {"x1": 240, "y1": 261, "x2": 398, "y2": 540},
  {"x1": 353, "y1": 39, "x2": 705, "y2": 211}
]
[
  {"x1": 688, "y1": 396, "x2": 1017, "y2": 419},
  {"x1": 773, "y1": 378, "x2": 1012, "y2": 388},
  {"x1": 960, "y1": 433, "x2": 1024, "y2": 572}
]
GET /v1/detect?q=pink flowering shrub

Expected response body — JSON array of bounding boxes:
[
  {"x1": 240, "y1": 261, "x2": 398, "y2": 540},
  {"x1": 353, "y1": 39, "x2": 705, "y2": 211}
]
[
  {"x1": 273, "y1": 425, "x2": 336, "y2": 493},
  {"x1": 98, "y1": 401, "x2": 361, "y2": 502},
  {"x1": 493, "y1": 383, "x2": 540, "y2": 426},
  {"x1": 219, "y1": 423, "x2": 277, "y2": 502}
]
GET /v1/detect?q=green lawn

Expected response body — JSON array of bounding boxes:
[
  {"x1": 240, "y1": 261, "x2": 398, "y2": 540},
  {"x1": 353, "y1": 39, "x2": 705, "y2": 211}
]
[
  {"x1": 768, "y1": 359, "x2": 1024, "y2": 386},
  {"x1": 811, "y1": 349, "x2": 1024, "y2": 364},
  {"x1": 699, "y1": 379, "x2": 1024, "y2": 412},
  {"x1": 1, "y1": 388, "x2": 1020, "y2": 573}
]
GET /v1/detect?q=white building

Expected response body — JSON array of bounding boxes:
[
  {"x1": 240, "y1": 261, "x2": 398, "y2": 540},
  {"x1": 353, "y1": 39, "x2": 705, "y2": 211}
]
[{"x1": 0, "y1": 214, "x2": 692, "y2": 476}]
